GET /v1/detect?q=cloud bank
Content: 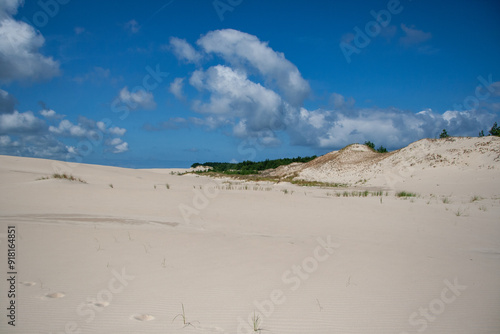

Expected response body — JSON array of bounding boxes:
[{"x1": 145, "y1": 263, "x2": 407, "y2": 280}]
[{"x1": 163, "y1": 29, "x2": 499, "y2": 151}]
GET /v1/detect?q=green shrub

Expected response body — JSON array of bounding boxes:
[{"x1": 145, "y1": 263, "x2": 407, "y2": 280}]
[
  {"x1": 396, "y1": 191, "x2": 417, "y2": 197},
  {"x1": 364, "y1": 141, "x2": 375, "y2": 150},
  {"x1": 439, "y1": 129, "x2": 450, "y2": 138}
]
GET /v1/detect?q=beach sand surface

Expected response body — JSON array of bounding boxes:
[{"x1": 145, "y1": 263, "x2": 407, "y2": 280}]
[{"x1": 0, "y1": 137, "x2": 499, "y2": 333}]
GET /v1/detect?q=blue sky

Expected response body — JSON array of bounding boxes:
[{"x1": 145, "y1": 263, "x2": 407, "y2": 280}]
[{"x1": 1, "y1": 0, "x2": 499, "y2": 168}]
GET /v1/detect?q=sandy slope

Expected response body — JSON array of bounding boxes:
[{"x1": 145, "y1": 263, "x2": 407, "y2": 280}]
[
  {"x1": 0, "y1": 138, "x2": 499, "y2": 334},
  {"x1": 270, "y1": 136, "x2": 500, "y2": 196}
]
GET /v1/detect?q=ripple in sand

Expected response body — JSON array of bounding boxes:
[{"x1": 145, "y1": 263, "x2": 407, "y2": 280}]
[
  {"x1": 20, "y1": 281, "x2": 36, "y2": 287},
  {"x1": 45, "y1": 292, "x2": 65, "y2": 299},
  {"x1": 132, "y1": 314, "x2": 155, "y2": 321}
]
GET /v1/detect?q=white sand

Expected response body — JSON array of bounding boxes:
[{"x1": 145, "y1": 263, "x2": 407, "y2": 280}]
[{"x1": 0, "y1": 137, "x2": 499, "y2": 333}]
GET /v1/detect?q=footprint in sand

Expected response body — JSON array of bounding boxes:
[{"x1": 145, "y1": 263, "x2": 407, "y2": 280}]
[
  {"x1": 131, "y1": 314, "x2": 155, "y2": 321},
  {"x1": 20, "y1": 281, "x2": 36, "y2": 287},
  {"x1": 91, "y1": 301, "x2": 110, "y2": 308},
  {"x1": 45, "y1": 292, "x2": 65, "y2": 299}
]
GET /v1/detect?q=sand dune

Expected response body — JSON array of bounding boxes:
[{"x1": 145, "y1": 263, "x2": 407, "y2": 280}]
[
  {"x1": 269, "y1": 136, "x2": 500, "y2": 196},
  {"x1": 0, "y1": 137, "x2": 499, "y2": 333}
]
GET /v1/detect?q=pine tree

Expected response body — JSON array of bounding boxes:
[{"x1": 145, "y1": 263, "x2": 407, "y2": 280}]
[
  {"x1": 489, "y1": 122, "x2": 500, "y2": 137},
  {"x1": 439, "y1": 129, "x2": 449, "y2": 138}
]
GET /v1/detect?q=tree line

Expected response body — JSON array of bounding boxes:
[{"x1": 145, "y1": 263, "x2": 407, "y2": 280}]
[{"x1": 191, "y1": 156, "x2": 318, "y2": 175}]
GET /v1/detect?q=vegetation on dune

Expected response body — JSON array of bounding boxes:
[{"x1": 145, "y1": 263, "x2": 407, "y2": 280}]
[
  {"x1": 364, "y1": 141, "x2": 388, "y2": 153},
  {"x1": 396, "y1": 191, "x2": 418, "y2": 198},
  {"x1": 489, "y1": 122, "x2": 500, "y2": 136},
  {"x1": 191, "y1": 155, "x2": 317, "y2": 175},
  {"x1": 37, "y1": 173, "x2": 87, "y2": 183},
  {"x1": 439, "y1": 129, "x2": 450, "y2": 138}
]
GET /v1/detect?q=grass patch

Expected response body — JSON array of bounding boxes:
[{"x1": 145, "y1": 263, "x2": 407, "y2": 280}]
[
  {"x1": 396, "y1": 191, "x2": 417, "y2": 198},
  {"x1": 470, "y1": 195, "x2": 483, "y2": 202},
  {"x1": 37, "y1": 173, "x2": 87, "y2": 183},
  {"x1": 188, "y1": 171, "x2": 347, "y2": 188},
  {"x1": 289, "y1": 179, "x2": 347, "y2": 188},
  {"x1": 338, "y1": 190, "x2": 384, "y2": 197}
]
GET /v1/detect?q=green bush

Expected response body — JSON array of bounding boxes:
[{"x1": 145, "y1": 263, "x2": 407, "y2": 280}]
[
  {"x1": 364, "y1": 141, "x2": 375, "y2": 150},
  {"x1": 439, "y1": 129, "x2": 450, "y2": 138},
  {"x1": 376, "y1": 145, "x2": 387, "y2": 153}
]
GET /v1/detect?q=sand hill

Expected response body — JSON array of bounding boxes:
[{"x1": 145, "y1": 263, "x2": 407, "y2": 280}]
[{"x1": 266, "y1": 136, "x2": 500, "y2": 196}]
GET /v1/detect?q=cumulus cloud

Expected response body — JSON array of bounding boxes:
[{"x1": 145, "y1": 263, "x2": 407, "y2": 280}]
[
  {"x1": 161, "y1": 29, "x2": 311, "y2": 144},
  {"x1": 169, "y1": 37, "x2": 203, "y2": 64},
  {"x1": 169, "y1": 77, "x2": 185, "y2": 100},
  {"x1": 0, "y1": 103, "x2": 130, "y2": 159},
  {"x1": 107, "y1": 126, "x2": 127, "y2": 136},
  {"x1": 285, "y1": 95, "x2": 498, "y2": 149},
  {"x1": 105, "y1": 137, "x2": 129, "y2": 153},
  {"x1": 116, "y1": 87, "x2": 156, "y2": 110},
  {"x1": 189, "y1": 65, "x2": 287, "y2": 143},
  {"x1": 39, "y1": 108, "x2": 65, "y2": 120},
  {"x1": 49, "y1": 119, "x2": 91, "y2": 137},
  {"x1": 0, "y1": 2, "x2": 60, "y2": 82},
  {"x1": 197, "y1": 29, "x2": 310, "y2": 106},
  {"x1": 163, "y1": 29, "x2": 497, "y2": 151},
  {"x1": 113, "y1": 141, "x2": 128, "y2": 153},
  {"x1": 0, "y1": 111, "x2": 45, "y2": 134},
  {"x1": 400, "y1": 24, "x2": 432, "y2": 47}
]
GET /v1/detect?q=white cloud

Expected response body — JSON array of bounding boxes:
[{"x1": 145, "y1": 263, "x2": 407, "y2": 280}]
[
  {"x1": 116, "y1": 87, "x2": 156, "y2": 110},
  {"x1": 113, "y1": 141, "x2": 129, "y2": 153},
  {"x1": 0, "y1": 103, "x2": 130, "y2": 158},
  {"x1": 169, "y1": 37, "x2": 202, "y2": 64},
  {"x1": 108, "y1": 126, "x2": 126, "y2": 136},
  {"x1": 39, "y1": 109, "x2": 64, "y2": 119},
  {"x1": 0, "y1": 111, "x2": 45, "y2": 134},
  {"x1": 189, "y1": 65, "x2": 286, "y2": 142},
  {"x1": 286, "y1": 95, "x2": 498, "y2": 149},
  {"x1": 40, "y1": 109, "x2": 56, "y2": 118},
  {"x1": 107, "y1": 138, "x2": 123, "y2": 146},
  {"x1": 169, "y1": 77, "x2": 185, "y2": 100},
  {"x1": 400, "y1": 24, "x2": 432, "y2": 47},
  {"x1": 49, "y1": 119, "x2": 89, "y2": 137},
  {"x1": 197, "y1": 29, "x2": 310, "y2": 106},
  {"x1": 165, "y1": 29, "x2": 497, "y2": 150},
  {"x1": 0, "y1": 3, "x2": 60, "y2": 82}
]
